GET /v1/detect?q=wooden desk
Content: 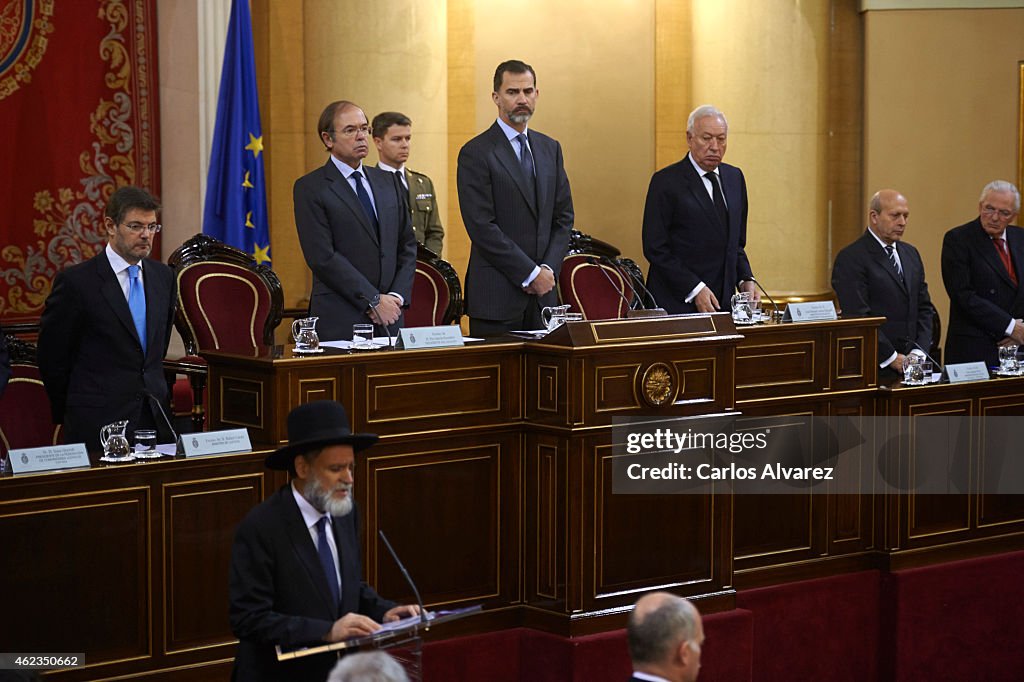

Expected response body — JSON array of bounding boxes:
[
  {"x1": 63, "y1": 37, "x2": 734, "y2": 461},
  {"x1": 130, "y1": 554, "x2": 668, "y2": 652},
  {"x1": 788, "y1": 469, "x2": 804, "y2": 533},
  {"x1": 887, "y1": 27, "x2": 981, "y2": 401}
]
[
  {"x1": 6, "y1": 315, "x2": 1024, "y2": 679},
  {"x1": 0, "y1": 450, "x2": 285, "y2": 682}
]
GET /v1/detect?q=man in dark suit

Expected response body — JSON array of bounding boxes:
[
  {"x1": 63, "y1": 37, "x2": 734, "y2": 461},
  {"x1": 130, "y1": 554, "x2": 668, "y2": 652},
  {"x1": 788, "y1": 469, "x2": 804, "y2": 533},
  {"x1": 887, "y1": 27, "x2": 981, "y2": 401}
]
[
  {"x1": 294, "y1": 101, "x2": 417, "y2": 341},
  {"x1": 372, "y1": 111, "x2": 445, "y2": 255},
  {"x1": 627, "y1": 591, "x2": 704, "y2": 682},
  {"x1": 457, "y1": 59, "x2": 575, "y2": 336},
  {"x1": 832, "y1": 190, "x2": 935, "y2": 375},
  {"x1": 229, "y1": 400, "x2": 418, "y2": 682},
  {"x1": 642, "y1": 105, "x2": 757, "y2": 314},
  {"x1": 37, "y1": 186, "x2": 176, "y2": 452},
  {"x1": 942, "y1": 180, "x2": 1024, "y2": 366}
]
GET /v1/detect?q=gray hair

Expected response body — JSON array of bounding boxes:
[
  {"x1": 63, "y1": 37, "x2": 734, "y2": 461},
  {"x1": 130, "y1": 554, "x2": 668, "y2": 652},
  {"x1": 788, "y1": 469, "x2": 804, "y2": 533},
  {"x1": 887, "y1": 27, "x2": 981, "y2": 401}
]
[
  {"x1": 869, "y1": 192, "x2": 882, "y2": 214},
  {"x1": 979, "y1": 180, "x2": 1021, "y2": 212},
  {"x1": 328, "y1": 651, "x2": 410, "y2": 682},
  {"x1": 627, "y1": 595, "x2": 700, "y2": 665},
  {"x1": 687, "y1": 105, "x2": 727, "y2": 134}
]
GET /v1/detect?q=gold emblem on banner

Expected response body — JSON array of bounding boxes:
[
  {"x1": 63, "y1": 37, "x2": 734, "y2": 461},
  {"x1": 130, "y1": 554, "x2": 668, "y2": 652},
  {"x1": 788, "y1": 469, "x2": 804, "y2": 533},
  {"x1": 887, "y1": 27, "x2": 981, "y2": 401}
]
[
  {"x1": 641, "y1": 362, "x2": 675, "y2": 407},
  {"x1": 0, "y1": 0, "x2": 54, "y2": 101}
]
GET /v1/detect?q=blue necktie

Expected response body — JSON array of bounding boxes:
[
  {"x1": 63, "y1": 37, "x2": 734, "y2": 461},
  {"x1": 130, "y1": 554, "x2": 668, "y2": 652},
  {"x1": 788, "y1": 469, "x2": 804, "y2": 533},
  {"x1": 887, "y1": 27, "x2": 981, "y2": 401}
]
[
  {"x1": 516, "y1": 133, "x2": 535, "y2": 179},
  {"x1": 316, "y1": 516, "x2": 340, "y2": 612},
  {"x1": 127, "y1": 264, "x2": 147, "y2": 355},
  {"x1": 351, "y1": 170, "x2": 379, "y2": 235}
]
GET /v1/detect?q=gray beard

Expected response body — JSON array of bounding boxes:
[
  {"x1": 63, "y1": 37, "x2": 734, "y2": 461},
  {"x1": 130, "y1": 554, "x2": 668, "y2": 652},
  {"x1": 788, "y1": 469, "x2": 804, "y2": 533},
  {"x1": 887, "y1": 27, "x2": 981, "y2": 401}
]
[
  {"x1": 304, "y1": 477, "x2": 354, "y2": 517},
  {"x1": 510, "y1": 111, "x2": 532, "y2": 124}
]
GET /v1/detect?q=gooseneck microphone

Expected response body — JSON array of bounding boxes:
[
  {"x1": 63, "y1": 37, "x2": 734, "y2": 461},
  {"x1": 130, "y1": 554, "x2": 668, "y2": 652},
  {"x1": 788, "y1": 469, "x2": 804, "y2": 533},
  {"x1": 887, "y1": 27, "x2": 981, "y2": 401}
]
[
  {"x1": 143, "y1": 390, "x2": 181, "y2": 453},
  {"x1": 748, "y1": 278, "x2": 780, "y2": 318},
  {"x1": 378, "y1": 530, "x2": 428, "y2": 626},
  {"x1": 898, "y1": 337, "x2": 944, "y2": 376},
  {"x1": 624, "y1": 263, "x2": 662, "y2": 311}
]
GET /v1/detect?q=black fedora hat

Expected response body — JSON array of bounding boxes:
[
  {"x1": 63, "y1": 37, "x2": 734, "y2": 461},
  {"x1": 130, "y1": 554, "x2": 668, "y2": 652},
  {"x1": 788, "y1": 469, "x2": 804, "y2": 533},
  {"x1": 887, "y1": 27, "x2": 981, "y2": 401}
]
[{"x1": 265, "y1": 400, "x2": 378, "y2": 470}]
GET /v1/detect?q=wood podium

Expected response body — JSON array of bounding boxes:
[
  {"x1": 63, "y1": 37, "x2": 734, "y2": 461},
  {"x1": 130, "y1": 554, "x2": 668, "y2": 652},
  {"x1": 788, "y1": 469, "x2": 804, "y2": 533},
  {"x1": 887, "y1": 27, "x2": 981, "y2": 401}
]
[{"x1": 5, "y1": 314, "x2": 1024, "y2": 679}]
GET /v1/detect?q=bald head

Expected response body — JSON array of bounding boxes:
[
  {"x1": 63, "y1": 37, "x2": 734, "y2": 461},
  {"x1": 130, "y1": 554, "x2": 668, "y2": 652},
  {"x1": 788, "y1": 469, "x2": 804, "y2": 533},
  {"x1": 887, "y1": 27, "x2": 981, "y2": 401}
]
[
  {"x1": 628, "y1": 592, "x2": 704, "y2": 681},
  {"x1": 868, "y1": 189, "x2": 910, "y2": 245}
]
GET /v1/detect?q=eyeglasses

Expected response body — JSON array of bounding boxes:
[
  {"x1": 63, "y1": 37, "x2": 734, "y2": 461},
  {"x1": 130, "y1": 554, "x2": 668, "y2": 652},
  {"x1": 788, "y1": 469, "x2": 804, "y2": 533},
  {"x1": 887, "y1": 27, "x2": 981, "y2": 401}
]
[
  {"x1": 981, "y1": 205, "x2": 1015, "y2": 220},
  {"x1": 331, "y1": 125, "x2": 371, "y2": 138},
  {"x1": 121, "y1": 222, "x2": 162, "y2": 233}
]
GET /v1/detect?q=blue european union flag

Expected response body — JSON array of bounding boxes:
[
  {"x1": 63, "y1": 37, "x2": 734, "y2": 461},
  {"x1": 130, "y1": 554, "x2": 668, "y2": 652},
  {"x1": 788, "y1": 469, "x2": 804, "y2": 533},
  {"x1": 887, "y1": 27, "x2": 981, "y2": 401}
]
[{"x1": 202, "y1": 0, "x2": 270, "y2": 265}]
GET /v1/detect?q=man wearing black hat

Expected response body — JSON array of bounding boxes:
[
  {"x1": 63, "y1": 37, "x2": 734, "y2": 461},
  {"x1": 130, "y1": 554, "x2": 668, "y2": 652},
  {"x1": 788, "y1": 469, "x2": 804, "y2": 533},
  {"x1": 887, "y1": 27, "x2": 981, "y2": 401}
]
[{"x1": 229, "y1": 401, "x2": 419, "y2": 682}]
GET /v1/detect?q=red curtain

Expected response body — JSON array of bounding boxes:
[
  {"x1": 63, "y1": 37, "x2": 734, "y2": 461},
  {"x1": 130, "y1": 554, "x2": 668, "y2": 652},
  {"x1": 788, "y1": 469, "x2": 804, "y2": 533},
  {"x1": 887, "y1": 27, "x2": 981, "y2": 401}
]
[{"x1": 0, "y1": 0, "x2": 160, "y2": 323}]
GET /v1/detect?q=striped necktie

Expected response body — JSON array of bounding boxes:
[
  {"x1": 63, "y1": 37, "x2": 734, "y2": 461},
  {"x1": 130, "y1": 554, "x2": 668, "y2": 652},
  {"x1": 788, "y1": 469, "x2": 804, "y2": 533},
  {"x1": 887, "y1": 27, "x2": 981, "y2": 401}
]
[{"x1": 885, "y1": 245, "x2": 903, "y2": 283}]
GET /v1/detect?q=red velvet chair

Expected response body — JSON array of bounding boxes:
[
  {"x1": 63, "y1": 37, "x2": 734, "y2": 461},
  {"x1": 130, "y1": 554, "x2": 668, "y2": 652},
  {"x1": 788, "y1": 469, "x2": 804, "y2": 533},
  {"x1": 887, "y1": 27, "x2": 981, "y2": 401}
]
[
  {"x1": 405, "y1": 243, "x2": 463, "y2": 327},
  {"x1": 167, "y1": 234, "x2": 284, "y2": 430},
  {"x1": 0, "y1": 335, "x2": 62, "y2": 457},
  {"x1": 558, "y1": 230, "x2": 648, "y2": 320}
]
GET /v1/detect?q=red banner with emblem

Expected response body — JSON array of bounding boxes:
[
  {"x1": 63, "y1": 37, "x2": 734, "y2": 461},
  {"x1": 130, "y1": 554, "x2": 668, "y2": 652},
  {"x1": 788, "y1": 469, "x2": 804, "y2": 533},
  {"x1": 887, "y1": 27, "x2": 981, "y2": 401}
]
[{"x1": 0, "y1": 0, "x2": 160, "y2": 322}]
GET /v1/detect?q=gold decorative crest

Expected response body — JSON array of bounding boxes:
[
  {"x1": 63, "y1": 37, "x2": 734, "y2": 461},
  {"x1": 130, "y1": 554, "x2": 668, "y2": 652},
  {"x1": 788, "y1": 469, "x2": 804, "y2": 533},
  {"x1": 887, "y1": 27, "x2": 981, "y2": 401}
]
[
  {"x1": 0, "y1": 0, "x2": 53, "y2": 101},
  {"x1": 641, "y1": 362, "x2": 675, "y2": 407}
]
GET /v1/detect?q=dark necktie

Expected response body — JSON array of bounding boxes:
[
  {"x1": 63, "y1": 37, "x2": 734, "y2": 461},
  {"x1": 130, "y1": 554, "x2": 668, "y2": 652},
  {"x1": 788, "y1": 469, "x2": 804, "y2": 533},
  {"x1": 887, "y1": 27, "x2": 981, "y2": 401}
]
[
  {"x1": 885, "y1": 245, "x2": 904, "y2": 283},
  {"x1": 127, "y1": 264, "x2": 147, "y2": 355},
  {"x1": 516, "y1": 133, "x2": 535, "y2": 179},
  {"x1": 705, "y1": 172, "x2": 729, "y2": 228},
  {"x1": 396, "y1": 169, "x2": 408, "y2": 190},
  {"x1": 316, "y1": 516, "x2": 340, "y2": 612},
  {"x1": 995, "y1": 237, "x2": 1018, "y2": 286},
  {"x1": 350, "y1": 170, "x2": 379, "y2": 234}
]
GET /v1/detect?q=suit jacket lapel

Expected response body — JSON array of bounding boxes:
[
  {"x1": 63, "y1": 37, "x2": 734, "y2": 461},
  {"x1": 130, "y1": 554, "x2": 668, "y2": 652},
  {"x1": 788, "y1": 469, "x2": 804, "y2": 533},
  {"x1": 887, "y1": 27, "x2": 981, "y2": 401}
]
[
  {"x1": 490, "y1": 124, "x2": 538, "y2": 217},
  {"x1": 531, "y1": 134, "x2": 550, "y2": 217},
  {"x1": 97, "y1": 255, "x2": 143, "y2": 350},
  {"x1": 972, "y1": 222, "x2": 1015, "y2": 288},
  {"x1": 366, "y1": 169, "x2": 393, "y2": 242},
  {"x1": 683, "y1": 155, "x2": 722, "y2": 229},
  {"x1": 720, "y1": 166, "x2": 740, "y2": 241},
  {"x1": 282, "y1": 489, "x2": 339, "y2": 619},
  {"x1": 323, "y1": 161, "x2": 379, "y2": 245},
  {"x1": 142, "y1": 259, "x2": 166, "y2": 358},
  {"x1": 868, "y1": 235, "x2": 908, "y2": 293}
]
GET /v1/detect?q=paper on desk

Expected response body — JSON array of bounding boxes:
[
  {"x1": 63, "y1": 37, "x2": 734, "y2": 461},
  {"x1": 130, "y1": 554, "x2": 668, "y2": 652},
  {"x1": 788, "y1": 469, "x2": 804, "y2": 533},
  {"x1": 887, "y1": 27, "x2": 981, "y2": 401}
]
[
  {"x1": 376, "y1": 610, "x2": 435, "y2": 633},
  {"x1": 320, "y1": 338, "x2": 394, "y2": 350}
]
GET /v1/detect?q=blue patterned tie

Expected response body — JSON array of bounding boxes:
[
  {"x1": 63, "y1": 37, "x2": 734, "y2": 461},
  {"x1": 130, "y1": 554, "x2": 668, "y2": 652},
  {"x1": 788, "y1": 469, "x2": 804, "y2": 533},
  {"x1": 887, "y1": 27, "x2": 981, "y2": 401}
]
[
  {"x1": 351, "y1": 170, "x2": 379, "y2": 234},
  {"x1": 127, "y1": 264, "x2": 147, "y2": 355},
  {"x1": 316, "y1": 516, "x2": 340, "y2": 612},
  {"x1": 516, "y1": 133, "x2": 535, "y2": 179}
]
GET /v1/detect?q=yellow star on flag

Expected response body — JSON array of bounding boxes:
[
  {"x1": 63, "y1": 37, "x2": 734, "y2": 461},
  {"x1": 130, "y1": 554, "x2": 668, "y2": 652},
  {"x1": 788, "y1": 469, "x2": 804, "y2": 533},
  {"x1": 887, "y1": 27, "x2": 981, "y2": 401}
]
[
  {"x1": 245, "y1": 211, "x2": 254, "y2": 228},
  {"x1": 253, "y1": 243, "x2": 271, "y2": 265},
  {"x1": 244, "y1": 132, "x2": 264, "y2": 159},
  {"x1": 241, "y1": 171, "x2": 254, "y2": 189}
]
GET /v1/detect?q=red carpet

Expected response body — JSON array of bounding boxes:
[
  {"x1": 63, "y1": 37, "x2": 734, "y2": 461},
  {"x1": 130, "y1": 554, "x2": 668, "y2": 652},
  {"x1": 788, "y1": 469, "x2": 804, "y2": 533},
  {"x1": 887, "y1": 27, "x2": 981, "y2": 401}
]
[{"x1": 421, "y1": 552, "x2": 1024, "y2": 681}]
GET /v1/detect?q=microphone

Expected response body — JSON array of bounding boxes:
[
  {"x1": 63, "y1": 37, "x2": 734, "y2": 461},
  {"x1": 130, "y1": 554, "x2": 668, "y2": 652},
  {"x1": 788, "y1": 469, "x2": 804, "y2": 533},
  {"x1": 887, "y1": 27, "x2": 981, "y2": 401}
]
[
  {"x1": 898, "y1": 337, "x2": 944, "y2": 377},
  {"x1": 748, "y1": 277, "x2": 780, "y2": 320},
  {"x1": 586, "y1": 257, "x2": 633, "y2": 316},
  {"x1": 142, "y1": 390, "x2": 181, "y2": 454},
  {"x1": 623, "y1": 262, "x2": 663, "y2": 311},
  {"x1": 593, "y1": 255, "x2": 668, "y2": 316},
  {"x1": 378, "y1": 530, "x2": 428, "y2": 627}
]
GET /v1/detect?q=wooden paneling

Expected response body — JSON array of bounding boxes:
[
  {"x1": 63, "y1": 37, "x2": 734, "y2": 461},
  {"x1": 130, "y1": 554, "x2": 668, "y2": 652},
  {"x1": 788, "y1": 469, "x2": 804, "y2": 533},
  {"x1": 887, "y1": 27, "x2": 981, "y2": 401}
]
[
  {"x1": 361, "y1": 432, "x2": 521, "y2": 610},
  {"x1": 0, "y1": 488, "x2": 150, "y2": 663},
  {"x1": 162, "y1": 474, "x2": 265, "y2": 653},
  {"x1": 9, "y1": 317, "x2": 1024, "y2": 678},
  {"x1": 0, "y1": 453, "x2": 283, "y2": 681}
]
